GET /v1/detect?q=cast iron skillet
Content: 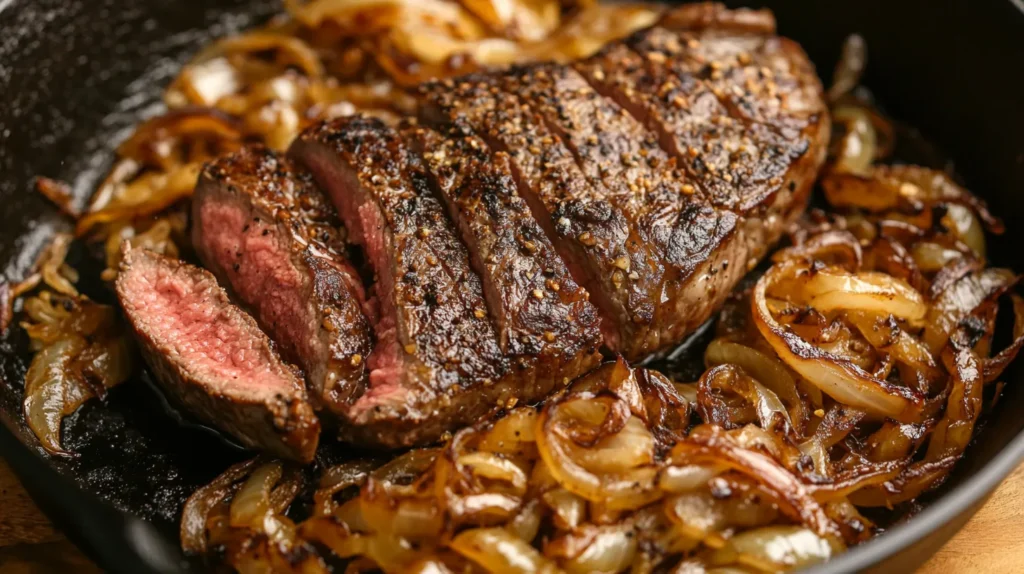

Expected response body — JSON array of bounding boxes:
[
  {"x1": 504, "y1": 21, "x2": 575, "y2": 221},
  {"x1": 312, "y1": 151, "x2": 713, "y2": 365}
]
[{"x1": 2, "y1": 0, "x2": 1023, "y2": 572}]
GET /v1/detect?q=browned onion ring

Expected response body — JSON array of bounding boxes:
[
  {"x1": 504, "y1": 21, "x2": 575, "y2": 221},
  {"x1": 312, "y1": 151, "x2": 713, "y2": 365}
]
[{"x1": 752, "y1": 260, "x2": 923, "y2": 420}]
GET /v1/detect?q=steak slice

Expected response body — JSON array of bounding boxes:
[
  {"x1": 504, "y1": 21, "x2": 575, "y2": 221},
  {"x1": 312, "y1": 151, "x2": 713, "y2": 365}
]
[
  {"x1": 403, "y1": 123, "x2": 602, "y2": 387},
  {"x1": 291, "y1": 115, "x2": 529, "y2": 447},
  {"x1": 575, "y1": 5, "x2": 828, "y2": 258},
  {"x1": 656, "y1": 3, "x2": 823, "y2": 126},
  {"x1": 192, "y1": 147, "x2": 373, "y2": 421},
  {"x1": 418, "y1": 76, "x2": 668, "y2": 358},
  {"x1": 115, "y1": 248, "x2": 319, "y2": 462},
  {"x1": 501, "y1": 63, "x2": 748, "y2": 358}
]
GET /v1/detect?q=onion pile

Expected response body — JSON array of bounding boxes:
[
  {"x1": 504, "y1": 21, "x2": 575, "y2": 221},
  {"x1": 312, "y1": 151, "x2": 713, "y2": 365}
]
[
  {"x1": 184, "y1": 361, "x2": 849, "y2": 573},
  {"x1": 178, "y1": 33, "x2": 1023, "y2": 572},
  {"x1": 11, "y1": 234, "x2": 135, "y2": 455}
]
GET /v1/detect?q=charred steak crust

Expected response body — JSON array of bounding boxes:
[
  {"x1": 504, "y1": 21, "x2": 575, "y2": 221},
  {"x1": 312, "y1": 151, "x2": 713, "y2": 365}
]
[
  {"x1": 500, "y1": 63, "x2": 750, "y2": 357},
  {"x1": 115, "y1": 248, "x2": 320, "y2": 462},
  {"x1": 418, "y1": 75, "x2": 666, "y2": 358},
  {"x1": 192, "y1": 147, "x2": 374, "y2": 419},
  {"x1": 577, "y1": 3, "x2": 828, "y2": 260},
  {"x1": 291, "y1": 116, "x2": 531, "y2": 447},
  {"x1": 403, "y1": 123, "x2": 602, "y2": 384}
]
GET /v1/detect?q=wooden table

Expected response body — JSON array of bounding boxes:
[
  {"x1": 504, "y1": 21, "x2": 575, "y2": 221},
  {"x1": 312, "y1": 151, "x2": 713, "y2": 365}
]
[{"x1": 1, "y1": 459, "x2": 1022, "y2": 572}]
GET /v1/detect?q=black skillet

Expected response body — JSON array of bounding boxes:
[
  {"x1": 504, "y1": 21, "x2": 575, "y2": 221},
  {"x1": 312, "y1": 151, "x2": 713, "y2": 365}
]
[{"x1": 1, "y1": 0, "x2": 1023, "y2": 572}]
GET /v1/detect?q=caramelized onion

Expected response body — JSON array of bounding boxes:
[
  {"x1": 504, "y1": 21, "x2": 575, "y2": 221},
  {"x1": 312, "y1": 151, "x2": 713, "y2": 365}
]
[
  {"x1": 451, "y1": 527, "x2": 560, "y2": 573},
  {"x1": 923, "y1": 267, "x2": 1016, "y2": 353},
  {"x1": 180, "y1": 458, "x2": 262, "y2": 554},
  {"x1": 35, "y1": 176, "x2": 81, "y2": 219},
  {"x1": 20, "y1": 293, "x2": 133, "y2": 455},
  {"x1": 983, "y1": 293, "x2": 1024, "y2": 382},
  {"x1": 830, "y1": 105, "x2": 877, "y2": 174},
  {"x1": 230, "y1": 461, "x2": 284, "y2": 528},
  {"x1": 549, "y1": 523, "x2": 638, "y2": 573},
  {"x1": 773, "y1": 229, "x2": 862, "y2": 270},
  {"x1": 709, "y1": 526, "x2": 844, "y2": 571},
  {"x1": 705, "y1": 339, "x2": 805, "y2": 431},
  {"x1": 753, "y1": 261, "x2": 922, "y2": 419},
  {"x1": 801, "y1": 268, "x2": 927, "y2": 322},
  {"x1": 669, "y1": 426, "x2": 838, "y2": 538},
  {"x1": 827, "y1": 34, "x2": 866, "y2": 102},
  {"x1": 22, "y1": 336, "x2": 89, "y2": 456},
  {"x1": 697, "y1": 364, "x2": 793, "y2": 435},
  {"x1": 536, "y1": 392, "x2": 662, "y2": 511},
  {"x1": 38, "y1": 234, "x2": 78, "y2": 297},
  {"x1": 314, "y1": 459, "x2": 380, "y2": 516}
]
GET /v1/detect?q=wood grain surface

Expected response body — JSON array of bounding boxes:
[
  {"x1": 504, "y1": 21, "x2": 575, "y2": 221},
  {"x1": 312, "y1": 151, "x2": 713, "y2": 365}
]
[{"x1": 0, "y1": 457, "x2": 1022, "y2": 572}]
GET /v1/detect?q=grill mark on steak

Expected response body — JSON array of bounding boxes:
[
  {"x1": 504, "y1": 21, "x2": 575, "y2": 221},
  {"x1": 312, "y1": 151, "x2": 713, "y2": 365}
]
[
  {"x1": 576, "y1": 7, "x2": 829, "y2": 260},
  {"x1": 503, "y1": 64, "x2": 697, "y2": 210},
  {"x1": 502, "y1": 63, "x2": 749, "y2": 357},
  {"x1": 292, "y1": 115, "x2": 554, "y2": 447},
  {"x1": 192, "y1": 147, "x2": 374, "y2": 421},
  {"x1": 418, "y1": 76, "x2": 663, "y2": 356},
  {"x1": 403, "y1": 124, "x2": 602, "y2": 385},
  {"x1": 116, "y1": 248, "x2": 320, "y2": 462}
]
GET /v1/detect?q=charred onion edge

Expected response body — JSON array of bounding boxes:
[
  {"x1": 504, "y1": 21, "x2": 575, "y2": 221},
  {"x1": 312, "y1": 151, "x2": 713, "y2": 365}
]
[
  {"x1": 535, "y1": 390, "x2": 662, "y2": 511},
  {"x1": 180, "y1": 457, "x2": 263, "y2": 555},
  {"x1": 669, "y1": 425, "x2": 840, "y2": 539},
  {"x1": 752, "y1": 260, "x2": 923, "y2": 420}
]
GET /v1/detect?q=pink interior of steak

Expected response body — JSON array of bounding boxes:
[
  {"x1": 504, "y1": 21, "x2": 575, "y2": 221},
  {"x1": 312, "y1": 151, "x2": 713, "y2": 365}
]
[
  {"x1": 198, "y1": 199, "x2": 318, "y2": 368},
  {"x1": 294, "y1": 146, "x2": 406, "y2": 404},
  {"x1": 119, "y1": 255, "x2": 294, "y2": 393}
]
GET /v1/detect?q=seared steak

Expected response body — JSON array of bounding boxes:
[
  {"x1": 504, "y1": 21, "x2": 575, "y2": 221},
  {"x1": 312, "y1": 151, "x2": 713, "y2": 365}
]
[
  {"x1": 501, "y1": 63, "x2": 749, "y2": 359},
  {"x1": 403, "y1": 123, "x2": 602, "y2": 386},
  {"x1": 576, "y1": 3, "x2": 828, "y2": 259},
  {"x1": 192, "y1": 147, "x2": 373, "y2": 420},
  {"x1": 419, "y1": 76, "x2": 671, "y2": 359},
  {"x1": 148, "y1": 3, "x2": 828, "y2": 448},
  {"x1": 116, "y1": 248, "x2": 319, "y2": 462},
  {"x1": 291, "y1": 116, "x2": 524, "y2": 447}
]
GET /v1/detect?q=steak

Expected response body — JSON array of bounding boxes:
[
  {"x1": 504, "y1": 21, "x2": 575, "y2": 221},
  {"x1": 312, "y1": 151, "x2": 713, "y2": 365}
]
[
  {"x1": 116, "y1": 248, "x2": 319, "y2": 462},
  {"x1": 192, "y1": 147, "x2": 373, "y2": 421},
  {"x1": 290, "y1": 116, "x2": 527, "y2": 447},
  {"x1": 576, "y1": 3, "x2": 828, "y2": 260},
  {"x1": 500, "y1": 63, "x2": 749, "y2": 359},
  {"x1": 151, "y1": 3, "x2": 828, "y2": 448},
  {"x1": 403, "y1": 123, "x2": 602, "y2": 387},
  {"x1": 418, "y1": 76, "x2": 671, "y2": 358}
]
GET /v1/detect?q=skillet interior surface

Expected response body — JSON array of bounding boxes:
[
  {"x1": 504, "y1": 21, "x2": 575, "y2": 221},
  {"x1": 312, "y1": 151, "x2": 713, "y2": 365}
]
[{"x1": 1, "y1": 0, "x2": 1023, "y2": 572}]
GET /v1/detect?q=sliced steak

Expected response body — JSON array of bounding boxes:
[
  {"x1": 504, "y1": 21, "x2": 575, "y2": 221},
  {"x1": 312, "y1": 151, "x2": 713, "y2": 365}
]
[
  {"x1": 418, "y1": 76, "x2": 668, "y2": 358},
  {"x1": 576, "y1": 4, "x2": 828, "y2": 258},
  {"x1": 403, "y1": 123, "x2": 602, "y2": 386},
  {"x1": 501, "y1": 63, "x2": 748, "y2": 358},
  {"x1": 115, "y1": 248, "x2": 319, "y2": 462},
  {"x1": 192, "y1": 147, "x2": 373, "y2": 421},
  {"x1": 291, "y1": 115, "x2": 561, "y2": 447}
]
